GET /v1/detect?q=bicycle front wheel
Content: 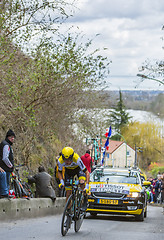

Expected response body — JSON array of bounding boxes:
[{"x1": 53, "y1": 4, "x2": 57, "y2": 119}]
[
  {"x1": 22, "y1": 182, "x2": 33, "y2": 198},
  {"x1": 61, "y1": 194, "x2": 73, "y2": 236},
  {"x1": 60, "y1": 186, "x2": 66, "y2": 197},
  {"x1": 74, "y1": 191, "x2": 85, "y2": 233}
]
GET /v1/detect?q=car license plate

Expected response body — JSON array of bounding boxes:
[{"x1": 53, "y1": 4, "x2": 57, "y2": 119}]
[{"x1": 98, "y1": 199, "x2": 118, "y2": 205}]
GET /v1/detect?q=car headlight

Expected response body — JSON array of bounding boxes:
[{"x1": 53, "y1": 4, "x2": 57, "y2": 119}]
[{"x1": 127, "y1": 192, "x2": 141, "y2": 198}]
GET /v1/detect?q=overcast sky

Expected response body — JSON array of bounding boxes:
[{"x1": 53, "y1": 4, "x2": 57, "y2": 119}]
[{"x1": 65, "y1": 0, "x2": 164, "y2": 90}]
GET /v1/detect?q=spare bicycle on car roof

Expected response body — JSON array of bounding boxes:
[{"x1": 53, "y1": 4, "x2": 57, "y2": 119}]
[{"x1": 86, "y1": 136, "x2": 102, "y2": 171}]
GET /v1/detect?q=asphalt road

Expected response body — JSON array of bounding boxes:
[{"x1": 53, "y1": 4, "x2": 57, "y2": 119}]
[{"x1": 0, "y1": 205, "x2": 163, "y2": 240}]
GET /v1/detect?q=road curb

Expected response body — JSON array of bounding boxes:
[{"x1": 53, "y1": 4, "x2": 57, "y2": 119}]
[
  {"x1": 0, "y1": 197, "x2": 66, "y2": 221},
  {"x1": 147, "y1": 203, "x2": 163, "y2": 207},
  {"x1": 148, "y1": 203, "x2": 164, "y2": 214}
]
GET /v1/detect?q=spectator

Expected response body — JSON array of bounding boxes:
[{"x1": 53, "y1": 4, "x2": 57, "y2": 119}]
[
  {"x1": 157, "y1": 171, "x2": 161, "y2": 179},
  {"x1": 161, "y1": 172, "x2": 164, "y2": 203},
  {"x1": 0, "y1": 129, "x2": 16, "y2": 196},
  {"x1": 81, "y1": 150, "x2": 93, "y2": 173},
  {"x1": 0, "y1": 167, "x2": 8, "y2": 198},
  {"x1": 154, "y1": 178, "x2": 160, "y2": 203},
  {"x1": 28, "y1": 166, "x2": 56, "y2": 202},
  {"x1": 147, "y1": 177, "x2": 152, "y2": 203},
  {"x1": 150, "y1": 179, "x2": 156, "y2": 203}
]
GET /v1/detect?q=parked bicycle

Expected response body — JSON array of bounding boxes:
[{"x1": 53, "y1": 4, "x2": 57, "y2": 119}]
[
  {"x1": 86, "y1": 137, "x2": 102, "y2": 169},
  {"x1": 10, "y1": 164, "x2": 33, "y2": 198},
  {"x1": 61, "y1": 178, "x2": 87, "y2": 236}
]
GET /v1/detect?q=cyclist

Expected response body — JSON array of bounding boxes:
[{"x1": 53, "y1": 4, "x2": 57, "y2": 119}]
[{"x1": 57, "y1": 146, "x2": 90, "y2": 210}]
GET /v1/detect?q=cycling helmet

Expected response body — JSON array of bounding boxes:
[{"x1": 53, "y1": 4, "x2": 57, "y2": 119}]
[{"x1": 61, "y1": 147, "x2": 74, "y2": 161}]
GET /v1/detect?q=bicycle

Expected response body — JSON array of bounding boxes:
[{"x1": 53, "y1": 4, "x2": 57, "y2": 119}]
[
  {"x1": 10, "y1": 164, "x2": 33, "y2": 198},
  {"x1": 61, "y1": 178, "x2": 87, "y2": 236},
  {"x1": 60, "y1": 186, "x2": 66, "y2": 197},
  {"x1": 86, "y1": 137, "x2": 102, "y2": 169}
]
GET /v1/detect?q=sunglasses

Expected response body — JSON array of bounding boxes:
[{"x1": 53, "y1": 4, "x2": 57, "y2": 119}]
[{"x1": 62, "y1": 153, "x2": 74, "y2": 161}]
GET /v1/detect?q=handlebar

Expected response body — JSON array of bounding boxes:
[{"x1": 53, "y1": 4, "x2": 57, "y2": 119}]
[
  {"x1": 70, "y1": 179, "x2": 79, "y2": 186},
  {"x1": 15, "y1": 163, "x2": 25, "y2": 168},
  {"x1": 14, "y1": 164, "x2": 26, "y2": 174}
]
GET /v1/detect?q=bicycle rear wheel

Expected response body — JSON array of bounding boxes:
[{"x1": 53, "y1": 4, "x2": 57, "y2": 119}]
[
  {"x1": 61, "y1": 195, "x2": 73, "y2": 236},
  {"x1": 74, "y1": 191, "x2": 85, "y2": 232},
  {"x1": 11, "y1": 180, "x2": 22, "y2": 198}
]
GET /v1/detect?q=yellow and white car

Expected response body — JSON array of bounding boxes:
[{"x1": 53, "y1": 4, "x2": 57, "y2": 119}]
[{"x1": 87, "y1": 167, "x2": 150, "y2": 221}]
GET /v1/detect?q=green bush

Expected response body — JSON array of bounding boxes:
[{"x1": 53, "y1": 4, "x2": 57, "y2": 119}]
[
  {"x1": 150, "y1": 166, "x2": 164, "y2": 177},
  {"x1": 48, "y1": 167, "x2": 54, "y2": 177}
]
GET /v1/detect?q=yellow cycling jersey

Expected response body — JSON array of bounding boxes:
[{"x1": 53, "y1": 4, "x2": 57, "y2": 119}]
[{"x1": 58, "y1": 153, "x2": 86, "y2": 171}]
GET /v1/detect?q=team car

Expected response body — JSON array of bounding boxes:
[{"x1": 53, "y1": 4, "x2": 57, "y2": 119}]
[{"x1": 87, "y1": 167, "x2": 151, "y2": 221}]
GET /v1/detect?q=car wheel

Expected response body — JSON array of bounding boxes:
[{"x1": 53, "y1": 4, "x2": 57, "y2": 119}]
[
  {"x1": 144, "y1": 207, "x2": 147, "y2": 218},
  {"x1": 90, "y1": 212, "x2": 97, "y2": 217},
  {"x1": 135, "y1": 209, "x2": 144, "y2": 221}
]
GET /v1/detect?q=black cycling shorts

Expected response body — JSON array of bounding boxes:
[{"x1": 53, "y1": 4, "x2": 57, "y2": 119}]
[{"x1": 65, "y1": 167, "x2": 86, "y2": 190}]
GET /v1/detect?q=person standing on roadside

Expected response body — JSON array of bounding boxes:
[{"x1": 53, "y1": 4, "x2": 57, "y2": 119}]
[
  {"x1": 0, "y1": 167, "x2": 8, "y2": 198},
  {"x1": 81, "y1": 150, "x2": 93, "y2": 173},
  {"x1": 161, "y1": 172, "x2": 164, "y2": 203},
  {"x1": 154, "y1": 178, "x2": 160, "y2": 203},
  {"x1": 0, "y1": 129, "x2": 16, "y2": 198}
]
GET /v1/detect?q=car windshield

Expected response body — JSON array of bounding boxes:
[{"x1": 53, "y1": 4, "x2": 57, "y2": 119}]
[{"x1": 91, "y1": 171, "x2": 140, "y2": 184}]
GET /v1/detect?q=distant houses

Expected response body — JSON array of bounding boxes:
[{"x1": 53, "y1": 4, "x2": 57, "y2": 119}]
[{"x1": 101, "y1": 139, "x2": 135, "y2": 168}]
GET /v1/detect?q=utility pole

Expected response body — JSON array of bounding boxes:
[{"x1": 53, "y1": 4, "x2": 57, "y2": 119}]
[
  {"x1": 134, "y1": 144, "x2": 143, "y2": 168},
  {"x1": 134, "y1": 144, "x2": 137, "y2": 168}
]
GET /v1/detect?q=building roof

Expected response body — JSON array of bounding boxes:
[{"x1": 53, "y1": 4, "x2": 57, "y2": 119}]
[{"x1": 102, "y1": 139, "x2": 124, "y2": 154}]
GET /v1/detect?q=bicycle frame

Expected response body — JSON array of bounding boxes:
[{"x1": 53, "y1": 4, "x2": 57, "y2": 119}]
[
  {"x1": 86, "y1": 137, "x2": 102, "y2": 166},
  {"x1": 10, "y1": 165, "x2": 33, "y2": 198},
  {"x1": 11, "y1": 171, "x2": 24, "y2": 188}
]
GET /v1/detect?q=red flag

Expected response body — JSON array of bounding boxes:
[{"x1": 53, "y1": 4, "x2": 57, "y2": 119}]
[{"x1": 105, "y1": 132, "x2": 108, "y2": 137}]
